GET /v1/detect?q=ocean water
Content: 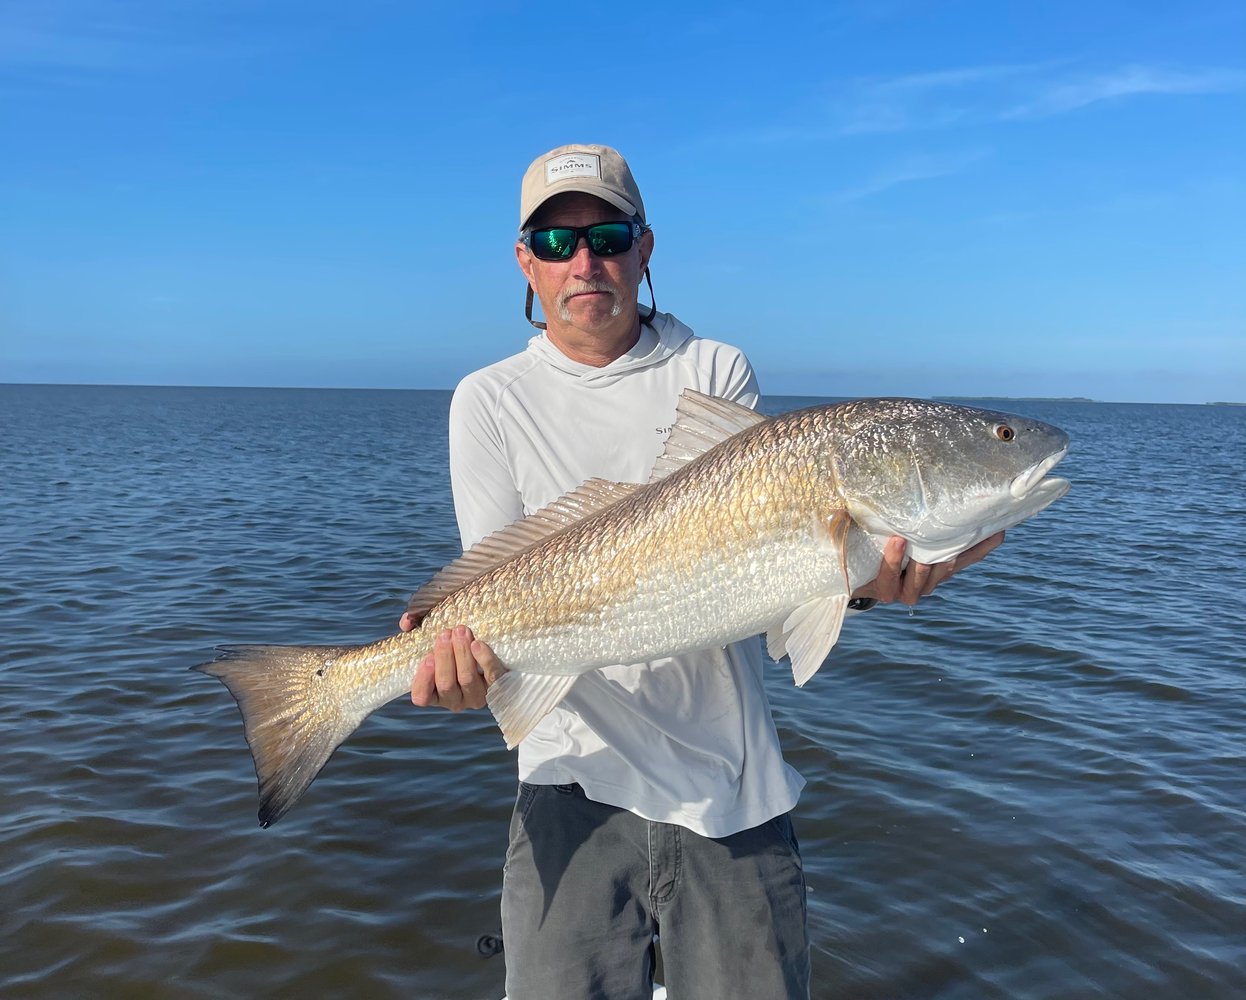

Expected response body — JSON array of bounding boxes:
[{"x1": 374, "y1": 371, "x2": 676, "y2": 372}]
[{"x1": 1, "y1": 383, "x2": 1243, "y2": 1000}]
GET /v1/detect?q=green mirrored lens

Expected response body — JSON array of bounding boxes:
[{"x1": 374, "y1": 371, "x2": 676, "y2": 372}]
[
  {"x1": 587, "y1": 223, "x2": 631, "y2": 255},
  {"x1": 536, "y1": 229, "x2": 577, "y2": 259}
]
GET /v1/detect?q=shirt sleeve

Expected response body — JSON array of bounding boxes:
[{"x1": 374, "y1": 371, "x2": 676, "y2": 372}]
[
  {"x1": 447, "y1": 377, "x2": 526, "y2": 550},
  {"x1": 719, "y1": 347, "x2": 761, "y2": 410}
]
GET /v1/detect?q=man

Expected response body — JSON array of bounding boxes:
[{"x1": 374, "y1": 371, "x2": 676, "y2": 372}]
[{"x1": 401, "y1": 144, "x2": 1002, "y2": 999}]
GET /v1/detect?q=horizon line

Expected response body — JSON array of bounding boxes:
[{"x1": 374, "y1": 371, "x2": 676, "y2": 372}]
[{"x1": 4, "y1": 381, "x2": 1240, "y2": 407}]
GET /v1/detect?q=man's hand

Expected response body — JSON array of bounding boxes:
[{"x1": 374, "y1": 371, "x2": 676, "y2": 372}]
[
  {"x1": 854, "y1": 532, "x2": 1005, "y2": 606},
  {"x1": 405, "y1": 623, "x2": 507, "y2": 711}
]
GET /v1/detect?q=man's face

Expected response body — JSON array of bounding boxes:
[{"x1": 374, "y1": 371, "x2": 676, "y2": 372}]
[{"x1": 516, "y1": 192, "x2": 653, "y2": 336}]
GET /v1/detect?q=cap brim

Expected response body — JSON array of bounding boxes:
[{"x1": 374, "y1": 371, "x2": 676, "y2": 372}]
[{"x1": 521, "y1": 186, "x2": 639, "y2": 230}]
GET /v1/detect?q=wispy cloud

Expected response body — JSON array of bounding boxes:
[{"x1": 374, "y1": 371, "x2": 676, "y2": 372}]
[
  {"x1": 0, "y1": 0, "x2": 288, "y2": 80},
  {"x1": 835, "y1": 62, "x2": 1053, "y2": 134},
  {"x1": 1001, "y1": 65, "x2": 1246, "y2": 119},
  {"x1": 1, "y1": 0, "x2": 175, "y2": 71},
  {"x1": 834, "y1": 61, "x2": 1246, "y2": 134},
  {"x1": 828, "y1": 148, "x2": 991, "y2": 203}
]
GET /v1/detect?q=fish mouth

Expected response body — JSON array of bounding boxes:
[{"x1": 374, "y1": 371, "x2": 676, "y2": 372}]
[{"x1": 1010, "y1": 445, "x2": 1071, "y2": 504}]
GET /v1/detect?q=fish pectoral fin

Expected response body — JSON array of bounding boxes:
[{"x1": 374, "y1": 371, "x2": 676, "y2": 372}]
[
  {"x1": 487, "y1": 672, "x2": 578, "y2": 750},
  {"x1": 778, "y1": 594, "x2": 850, "y2": 687}
]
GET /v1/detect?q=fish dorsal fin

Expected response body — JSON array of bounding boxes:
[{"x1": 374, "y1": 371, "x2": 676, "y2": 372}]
[
  {"x1": 647, "y1": 389, "x2": 769, "y2": 483},
  {"x1": 404, "y1": 479, "x2": 640, "y2": 625}
]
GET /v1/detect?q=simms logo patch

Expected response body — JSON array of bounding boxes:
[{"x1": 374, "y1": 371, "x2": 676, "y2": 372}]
[{"x1": 545, "y1": 152, "x2": 600, "y2": 185}]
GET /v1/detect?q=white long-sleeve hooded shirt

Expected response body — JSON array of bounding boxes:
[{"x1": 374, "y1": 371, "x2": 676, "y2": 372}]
[{"x1": 448, "y1": 310, "x2": 805, "y2": 837}]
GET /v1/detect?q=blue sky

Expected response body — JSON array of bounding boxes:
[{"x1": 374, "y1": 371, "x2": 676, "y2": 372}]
[{"x1": 2, "y1": 1, "x2": 1243, "y2": 402}]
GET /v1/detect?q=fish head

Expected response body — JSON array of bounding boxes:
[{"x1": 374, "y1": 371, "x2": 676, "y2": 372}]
[{"x1": 826, "y1": 399, "x2": 1071, "y2": 563}]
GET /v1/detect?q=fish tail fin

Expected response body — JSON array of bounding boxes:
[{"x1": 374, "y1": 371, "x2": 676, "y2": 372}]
[{"x1": 192, "y1": 643, "x2": 364, "y2": 827}]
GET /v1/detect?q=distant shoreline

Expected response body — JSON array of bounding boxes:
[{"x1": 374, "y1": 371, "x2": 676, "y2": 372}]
[
  {"x1": 942, "y1": 396, "x2": 1245, "y2": 406},
  {"x1": 938, "y1": 395, "x2": 1098, "y2": 403},
  {"x1": 2, "y1": 384, "x2": 1240, "y2": 407}
]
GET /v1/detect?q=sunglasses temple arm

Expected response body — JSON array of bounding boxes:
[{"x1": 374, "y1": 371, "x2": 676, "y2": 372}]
[{"x1": 525, "y1": 285, "x2": 547, "y2": 330}]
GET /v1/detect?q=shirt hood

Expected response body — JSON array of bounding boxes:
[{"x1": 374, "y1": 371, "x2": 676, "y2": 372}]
[{"x1": 525, "y1": 310, "x2": 695, "y2": 387}]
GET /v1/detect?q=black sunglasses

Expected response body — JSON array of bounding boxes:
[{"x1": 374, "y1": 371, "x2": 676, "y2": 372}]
[{"x1": 522, "y1": 221, "x2": 647, "y2": 262}]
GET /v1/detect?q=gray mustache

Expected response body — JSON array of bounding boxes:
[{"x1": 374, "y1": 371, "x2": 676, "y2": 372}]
[{"x1": 557, "y1": 280, "x2": 622, "y2": 319}]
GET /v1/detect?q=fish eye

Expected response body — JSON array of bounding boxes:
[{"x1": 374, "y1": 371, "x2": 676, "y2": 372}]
[{"x1": 994, "y1": 423, "x2": 1015, "y2": 442}]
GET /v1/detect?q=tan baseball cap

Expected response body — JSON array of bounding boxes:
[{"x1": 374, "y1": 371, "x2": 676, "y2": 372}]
[{"x1": 519, "y1": 143, "x2": 646, "y2": 230}]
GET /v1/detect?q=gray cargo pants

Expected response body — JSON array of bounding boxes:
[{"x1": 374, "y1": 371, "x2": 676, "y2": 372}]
[{"x1": 501, "y1": 781, "x2": 810, "y2": 1000}]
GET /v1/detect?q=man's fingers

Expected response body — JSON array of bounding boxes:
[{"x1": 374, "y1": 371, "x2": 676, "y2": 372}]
[
  {"x1": 925, "y1": 558, "x2": 956, "y2": 597},
  {"x1": 882, "y1": 535, "x2": 906, "y2": 573},
  {"x1": 451, "y1": 626, "x2": 488, "y2": 710},
  {"x1": 432, "y1": 629, "x2": 465, "y2": 711},
  {"x1": 473, "y1": 639, "x2": 506, "y2": 687},
  {"x1": 899, "y1": 560, "x2": 932, "y2": 605},
  {"x1": 869, "y1": 536, "x2": 907, "y2": 603},
  {"x1": 398, "y1": 611, "x2": 417, "y2": 633},
  {"x1": 411, "y1": 654, "x2": 439, "y2": 706}
]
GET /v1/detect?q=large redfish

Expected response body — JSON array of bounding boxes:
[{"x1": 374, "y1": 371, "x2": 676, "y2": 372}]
[{"x1": 195, "y1": 392, "x2": 1070, "y2": 826}]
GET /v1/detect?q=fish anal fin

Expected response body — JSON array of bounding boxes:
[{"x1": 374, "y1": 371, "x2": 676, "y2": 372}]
[
  {"x1": 487, "y1": 672, "x2": 579, "y2": 750},
  {"x1": 647, "y1": 390, "x2": 769, "y2": 483},
  {"x1": 406, "y1": 480, "x2": 641, "y2": 623},
  {"x1": 780, "y1": 594, "x2": 850, "y2": 687}
]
